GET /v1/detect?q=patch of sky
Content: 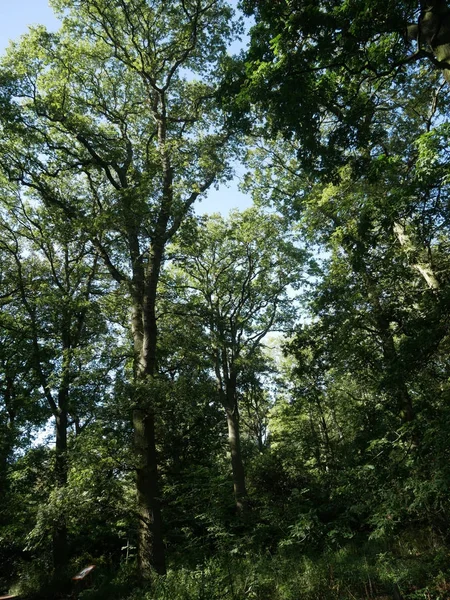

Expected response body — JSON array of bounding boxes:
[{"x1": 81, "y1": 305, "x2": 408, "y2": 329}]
[
  {"x1": 0, "y1": 0, "x2": 60, "y2": 53},
  {"x1": 1, "y1": 0, "x2": 255, "y2": 217}
]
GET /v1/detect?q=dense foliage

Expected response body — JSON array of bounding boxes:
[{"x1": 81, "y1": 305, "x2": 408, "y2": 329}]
[{"x1": 2, "y1": 1, "x2": 450, "y2": 599}]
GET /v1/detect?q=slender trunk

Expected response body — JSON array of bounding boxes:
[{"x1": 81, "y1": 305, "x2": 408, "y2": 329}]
[
  {"x1": 0, "y1": 376, "x2": 15, "y2": 506},
  {"x1": 256, "y1": 425, "x2": 265, "y2": 453},
  {"x1": 52, "y1": 325, "x2": 72, "y2": 572},
  {"x1": 226, "y1": 407, "x2": 247, "y2": 513},
  {"x1": 4, "y1": 376, "x2": 15, "y2": 426},
  {"x1": 53, "y1": 388, "x2": 68, "y2": 570},
  {"x1": 308, "y1": 404, "x2": 323, "y2": 470},
  {"x1": 214, "y1": 343, "x2": 248, "y2": 514},
  {"x1": 331, "y1": 407, "x2": 344, "y2": 442},
  {"x1": 224, "y1": 373, "x2": 248, "y2": 514},
  {"x1": 316, "y1": 396, "x2": 333, "y2": 465}
]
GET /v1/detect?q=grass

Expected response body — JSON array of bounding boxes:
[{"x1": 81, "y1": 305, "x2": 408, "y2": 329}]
[{"x1": 9, "y1": 529, "x2": 450, "y2": 600}]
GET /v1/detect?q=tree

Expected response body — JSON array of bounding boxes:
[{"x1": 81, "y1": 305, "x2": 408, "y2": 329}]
[
  {"x1": 0, "y1": 188, "x2": 112, "y2": 570},
  {"x1": 243, "y1": 56, "x2": 450, "y2": 421},
  {"x1": 237, "y1": 46, "x2": 450, "y2": 567},
  {"x1": 174, "y1": 209, "x2": 304, "y2": 513},
  {"x1": 0, "y1": 0, "x2": 239, "y2": 578},
  {"x1": 0, "y1": 241, "x2": 47, "y2": 585},
  {"x1": 236, "y1": 0, "x2": 450, "y2": 178},
  {"x1": 0, "y1": 245, "x2": 39, "y2": 482}
]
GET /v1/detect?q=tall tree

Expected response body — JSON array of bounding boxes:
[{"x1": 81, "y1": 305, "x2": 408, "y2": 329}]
[
  {"x1": 0, "y1": 190, "x2": 110, "y2": 570},
  {"x1": 0, "y1": 0, "x2": 239, "y2": 577},
  {"x1": 0, "y1": 240, "x2": 44, "y2": 514},
  {"x1": 174, "y1": 209, "x2": 304, "y2": 513},
  {"x1": 245, "y1": 82, "x2": 450, "y2": 418}
]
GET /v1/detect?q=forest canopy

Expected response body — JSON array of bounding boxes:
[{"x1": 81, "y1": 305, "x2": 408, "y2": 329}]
[{"x1": 1, "y1": 1, "x2": 450, "y2": 599}]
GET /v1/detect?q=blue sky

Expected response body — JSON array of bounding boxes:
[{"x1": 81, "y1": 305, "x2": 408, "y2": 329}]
[
  {"x1": 0, "y1": 1, "x2": 60, "y2": 51},
  {"x1": 0, "y1": 0, "x2": 252, "y2": 215}
]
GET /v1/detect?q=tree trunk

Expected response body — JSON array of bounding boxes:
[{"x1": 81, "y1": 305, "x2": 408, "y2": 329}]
[
  {"x1": 131, "y1": 241, "x2": 166, "y2": 578},
  {"x1": 53, "y1": 396, "x2": 68, "y2": 570},
  {"x1": 418, "y1": 1, "x2": 450, "y2": 84},
  {"x1": 393, "y1": 222, "x2": 440, "y2": 290},
  {"x1": 226, "y1": 406, "x2": 247, "y2": 514},
  {"x1": 224, "y1": 373, "x2": 248, "y2": 514},
  {"x1": 316, "y1": 395, "x2": 333, "y2": 465},
  {"x1": 0, "y1": 376, "x2": 15, "y2": 510},
  {"x1": 133, "y1": 407, "x2": 165, "y2": 577},
  {"x1": 308, "y1": 404, "x2": 325, "y2": 471}
]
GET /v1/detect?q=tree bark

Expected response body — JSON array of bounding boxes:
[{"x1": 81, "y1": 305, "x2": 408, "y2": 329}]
[
  {"x1": 419, "y1": 1, "x2": 450, "y2": 83},
  {"x1": 133, "y1": 407, "x2": 165, "y2": 576},
  {"x1": 131, "y1": 240, "x2": 167, "y2": 578},
  {"x1": 393, "y1": 222, "x2": 440, "y2": 290},
  {"x1": 0, "y1": 376, "x2": 15, "y2": 509},
  {"x1": 224, "y1": 373, "x2": 248, "y2": 514},
  {"x1": 53, "y1": 389, "x2": 68, "y2": 570},
  {"x1": 226, "y1": 406, "x2": 247, "y2": 514}
]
